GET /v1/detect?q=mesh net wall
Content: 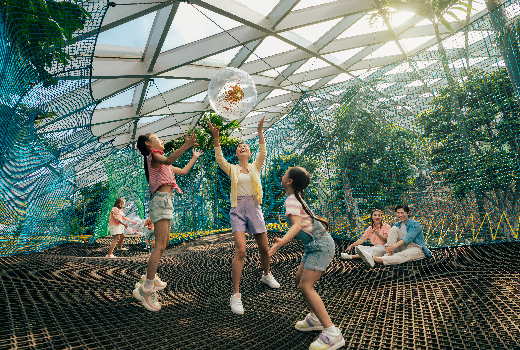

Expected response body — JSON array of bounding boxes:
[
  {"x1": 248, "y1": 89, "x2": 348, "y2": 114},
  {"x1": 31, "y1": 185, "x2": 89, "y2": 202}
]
[
  {"x1": 255, "y1": 6, "x2": 520, "y2": 247},
  {"x1": 0, "y1": 0, "x2": 110, "y2": 256},
  {"x1": 2, "y1": 0, "x2": 520, "y2": 256}
]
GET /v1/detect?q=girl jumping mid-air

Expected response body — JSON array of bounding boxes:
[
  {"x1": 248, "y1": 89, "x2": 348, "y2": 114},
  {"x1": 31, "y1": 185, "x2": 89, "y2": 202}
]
[
  {"x1": 269, "y1": 167, "x2": 345, "y2": 350},
  {"x1": 135, "y1": 132, "x2": 202, "y2": 311},
  {"x1": 208, "y1": 116, "x2": 280, "y2": 315}
]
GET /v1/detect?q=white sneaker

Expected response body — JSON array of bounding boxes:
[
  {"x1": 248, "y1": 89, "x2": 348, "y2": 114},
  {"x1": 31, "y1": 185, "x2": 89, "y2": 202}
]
[
  {"x1": 295, "y1": 313, "x2": 323, "y2": 331},
  {"x1": 310, "y1": 330, "x2": 345, "y2": 350},
  {"x1": 132, "y1": 285, "x2": 161, "y2": 312},
  {"x1": 106, "y1": 254, "x2": 115, "y2": 258},
  {"x1": 260, "y1": 272, "x2": 280, "y2": 288},
  {"x1": 356, "y1": 246, "x2": 375, "y2": 268},
  {"x1": 117, "y1": 247, "x2": 129, "y2": 251},
  {"x1": 340, "y1": 253, "x2": 353, "y2": 260},
  {"x1": 230, "y1": 293, "x2": 244, "y2": 314},
  {"x1": 134, "y1": 274, "x2": 167, "y2": 290}
]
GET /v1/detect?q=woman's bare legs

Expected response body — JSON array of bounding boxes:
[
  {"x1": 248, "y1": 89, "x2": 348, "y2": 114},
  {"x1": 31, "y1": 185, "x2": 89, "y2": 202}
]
[
  {"x1": 253, "y1": 232, "x2": 270, "y2": 276},
  {"x1": 232, "y1": 231, "x2": 247, "y2": 295}
]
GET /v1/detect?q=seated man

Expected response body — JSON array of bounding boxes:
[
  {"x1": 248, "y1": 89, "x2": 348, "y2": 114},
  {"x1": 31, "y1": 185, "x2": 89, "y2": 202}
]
[{"x1": 357, "y1": 205, "x2": 432, "y2": 267}]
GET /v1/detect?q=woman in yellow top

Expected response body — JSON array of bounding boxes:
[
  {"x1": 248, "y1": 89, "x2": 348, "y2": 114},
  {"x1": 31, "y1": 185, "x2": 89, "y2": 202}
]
[{"x1": 208, "y1": 117, "x2": 280, "y2": 315}]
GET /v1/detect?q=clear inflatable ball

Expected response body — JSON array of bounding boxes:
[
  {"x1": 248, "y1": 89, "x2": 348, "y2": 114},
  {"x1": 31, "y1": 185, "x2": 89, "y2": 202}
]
[{"x1": 207, "y1": 67, "x2": 257, "y2": 121}]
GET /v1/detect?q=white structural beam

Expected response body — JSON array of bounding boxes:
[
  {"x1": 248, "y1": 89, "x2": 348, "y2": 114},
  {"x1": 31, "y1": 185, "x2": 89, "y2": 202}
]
[{"x1": 143, "y1": 3, "x2": 180, "y2": 72}]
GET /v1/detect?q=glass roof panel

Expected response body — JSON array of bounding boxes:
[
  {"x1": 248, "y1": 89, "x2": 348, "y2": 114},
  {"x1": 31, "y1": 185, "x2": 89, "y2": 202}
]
[
  {"x1": 266, "y1": 89, "x2": 291, "y2": 98},
  {"x1": 195, "y1": 47, "x2": 242, "y2": 66},
  {"x1": 260, "y1": 65, "x2": 290, "y2": 77},
  {"x1": 293, "y1": 58, "x2": 330, "y2": 74},
  {"x1": 97, "y1": 13, "x2": 155, "y2": 48},
  {"x1": 332, "y1": 47, "x2": 365, "y2": 62},
  {"x1": 145, "y1": 79, "x2": 194, "y2": 99},
  {"x1": 338, "y1": 15, "x2": 386, "y2": 39},
  {"x1": 302, "y1": 78, "x2": 321, "y2": 87},
  {"x1": 365, "y1": 41, "x2": 402, "y2": 59},
  {"x1": 399, "y1": 36, "x2": 435, "y2": 52},
  {"x1": 289, "y1": 18, "x2": 342, "y2": 43},
  {"x1": 325, "y1": 73, "x2": 352, "y2": 85},
  {"x1": 162, "y1": 3, "x2": 241, "y2": 52},
  {"x1": 293, "y1": 0, "x2": 336, "y2": 11},
  {"x1": 244, "y1": 36, "x2": 295, "y2": 63},
  {"x1": 390, "y1": 12, "x2": 416, "y2": 27},
  {"x1": 234, "y1": 0, "x2": 279, "y2": 16},
  {"x1": 97, "y1": 87, "x2": 135, "y2": 109},
  {"x1": 416, "y1": 19, "x2": 431, "y2": 26},
  {"x1": 181, "y1": 91, "x2": 207, "y2": 102}
]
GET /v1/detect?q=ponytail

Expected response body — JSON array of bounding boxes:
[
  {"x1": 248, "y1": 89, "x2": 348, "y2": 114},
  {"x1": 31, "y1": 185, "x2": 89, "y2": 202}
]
[
  {"x1": 288, "y1": 167, "x2": 330, "y2": 230},
  {"x1": 136, "y1": 134, "x2": 151, "y2": 183},
  {"x1": 294, "y1": 190, "x2": 330, "y2": 230}
]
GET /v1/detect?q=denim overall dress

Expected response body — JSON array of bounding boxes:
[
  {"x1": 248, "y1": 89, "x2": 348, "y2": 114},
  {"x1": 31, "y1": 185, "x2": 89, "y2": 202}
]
[{"x1": 295, "y1": 219, "x2": 335, "y2": 272}]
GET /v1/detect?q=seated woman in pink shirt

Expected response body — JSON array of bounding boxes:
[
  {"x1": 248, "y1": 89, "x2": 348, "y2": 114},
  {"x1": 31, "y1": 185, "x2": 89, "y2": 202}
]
[{"x1": 341, "y1": 209, "x2": 390, "y2": 260}]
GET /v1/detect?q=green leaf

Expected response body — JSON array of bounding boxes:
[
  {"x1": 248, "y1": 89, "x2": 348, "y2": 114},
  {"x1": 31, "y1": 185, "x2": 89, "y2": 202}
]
[{"x1": 439, "y1": 17, "x2": 454, "y2": 32}]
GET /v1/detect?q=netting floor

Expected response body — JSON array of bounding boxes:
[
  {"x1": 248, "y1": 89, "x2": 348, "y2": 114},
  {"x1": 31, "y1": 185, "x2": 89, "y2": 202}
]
[{"x1": 1, "y1": 232, "x2": 519, "y2": 350}]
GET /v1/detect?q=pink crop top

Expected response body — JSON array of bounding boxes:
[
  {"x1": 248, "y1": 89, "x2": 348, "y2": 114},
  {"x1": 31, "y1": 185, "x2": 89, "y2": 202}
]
[{"x1": 147, "y1": 149, "x2": 183, "y2": 195}]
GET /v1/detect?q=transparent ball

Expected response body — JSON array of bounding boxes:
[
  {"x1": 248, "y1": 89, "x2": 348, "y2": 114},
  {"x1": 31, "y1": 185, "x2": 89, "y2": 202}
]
[{"x1": 207, "y1": 67, "x2": 257, "y2": 121}]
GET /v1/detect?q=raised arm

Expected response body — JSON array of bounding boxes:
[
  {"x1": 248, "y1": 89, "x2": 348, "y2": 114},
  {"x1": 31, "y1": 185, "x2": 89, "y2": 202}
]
[
  {"x1": 172, "y1": 149, "x2": 204, "y2": 175},
  {"x1": 258, "y1": 116, "x2": 265, "y2": 145},
  {"x1": 152, "y1": 132, "x2": 199, "y2": 166},
  {"x1": 208, "y1": 121, "x2": 231, "y2": 175},
  {"x1": 253, "y1": 116, "x2": 267, "y2": 171}
]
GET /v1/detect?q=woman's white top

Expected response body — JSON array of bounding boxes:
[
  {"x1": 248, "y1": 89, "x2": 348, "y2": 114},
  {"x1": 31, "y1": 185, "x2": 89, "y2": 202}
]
[{"x1": 237, "y1": 172, "x2": 255, "y2": 196}]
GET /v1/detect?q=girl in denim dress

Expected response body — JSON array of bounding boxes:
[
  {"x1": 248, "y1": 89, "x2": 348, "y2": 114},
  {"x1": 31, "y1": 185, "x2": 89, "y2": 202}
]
[{"x1": 269, "y1": 167, "x2": 345, "y2": 350}]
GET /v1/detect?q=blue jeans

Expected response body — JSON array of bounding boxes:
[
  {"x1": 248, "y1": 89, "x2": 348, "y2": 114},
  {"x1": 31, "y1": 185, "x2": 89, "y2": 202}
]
[{"x1": 296, "y1": 221, "x2": 335, "y2": 271}]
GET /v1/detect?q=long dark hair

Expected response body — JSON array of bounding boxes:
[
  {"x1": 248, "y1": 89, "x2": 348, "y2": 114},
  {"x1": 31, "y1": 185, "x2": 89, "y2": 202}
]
[
  {"x1": 287, "y1": 167, "x2": 329, "y2": 230},
  {"x1": 370, "y1": 209, "x2": 384, "y2": 229},
  {"x1": 136, "y1": 134, "x2": 151, "y2": 183},
  {"x1": 113, "y1": 198, "x2": 124, "y2": 209}
]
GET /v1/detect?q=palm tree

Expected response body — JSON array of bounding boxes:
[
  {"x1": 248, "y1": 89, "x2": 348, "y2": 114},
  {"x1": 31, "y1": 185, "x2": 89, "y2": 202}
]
[
  {"x1": 1, "y1": 0, "x2": 91, "y2": 86},
  {"x1": 484, "y1": 0, "x2": 520, "y2": 103}
]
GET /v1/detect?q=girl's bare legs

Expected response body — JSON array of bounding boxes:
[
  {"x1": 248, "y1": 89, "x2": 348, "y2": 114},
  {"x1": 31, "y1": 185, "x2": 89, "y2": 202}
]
[
  {"x1": 253, "y1": 232, "x2": 270, "y2": 276},
  {"x1": 117, "y1": 232, "x2": 125, "y2": 249},
  {"x1": 298, "y1": 264, "x2": 333, "y2": 328},
  {"x1": 232, "y1": 231, "x2": 247, "y2": 295},
  {"x1": 108, "y1": 235, "x2": 120, "y2": 255},
  {"x1": 145, "y1": 219, "x2": 171, "y2": 282}
]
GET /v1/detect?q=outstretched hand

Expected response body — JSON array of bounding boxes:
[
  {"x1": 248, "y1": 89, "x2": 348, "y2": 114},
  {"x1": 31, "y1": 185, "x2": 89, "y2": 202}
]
[
  {"x1": 192, "y1": 148, "x2": 204, "y2": 158},
  {"x1": 268, "y1": 237, "x2": 283, "y2": 258},
  {"x1": 184, "y1": 131, "x2": 199, "y2": 148},
  {"x1": 346, "y1": 244, "x2": 354, "y2": 253},
  {"x1": 257, "y1": 116, "x2": 265, "y2": 131},
  {"x1": 207, "y1": 121, "x2": 220, "y2": 138}
]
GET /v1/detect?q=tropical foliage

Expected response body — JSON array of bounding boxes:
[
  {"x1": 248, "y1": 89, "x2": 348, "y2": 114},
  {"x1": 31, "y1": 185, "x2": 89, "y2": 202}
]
[{"x1": 1, "y1": 0, "x2": 91, "y2": 85}]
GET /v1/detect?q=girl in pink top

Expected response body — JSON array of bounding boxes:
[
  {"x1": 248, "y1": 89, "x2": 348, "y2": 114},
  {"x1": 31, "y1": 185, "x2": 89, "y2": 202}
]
[
  {"x1": 134, "y1": 132, "x2": 202, "y2": 312},
  {"x1": 341, "y1": 209, "x2": 390, "y2": 260},
  {"x1": 106, "y1": 198, "x2": 137, "y2": 258}
]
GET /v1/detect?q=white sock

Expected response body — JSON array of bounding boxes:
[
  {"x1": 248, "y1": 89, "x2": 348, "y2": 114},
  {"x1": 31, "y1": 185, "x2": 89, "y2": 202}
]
[
  {"x1": 232, "y1": 293, "x2": 241, "y2": 299},
  {"x1": 323, "y1": 326, "x2": 342, "y2": 339},
  {"x1": 144, "y1": 278, "x2": 154, "y2": 290}
]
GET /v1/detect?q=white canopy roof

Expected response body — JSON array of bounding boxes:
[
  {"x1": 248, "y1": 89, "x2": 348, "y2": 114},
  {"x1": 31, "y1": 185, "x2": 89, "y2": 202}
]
[{"x1": 90, "y1": 0, "x2": 489, "y2": 147}]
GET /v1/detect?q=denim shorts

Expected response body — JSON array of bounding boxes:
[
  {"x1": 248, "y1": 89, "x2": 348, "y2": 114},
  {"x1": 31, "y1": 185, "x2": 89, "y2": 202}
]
[
  {"x1": 296, "y1": 221, "x2": 335, "y2": 272},
  {"x1": 229, "y1": 196, "x2": 267, "y2": 235},
  {"x1": 149, "y1": 192, "x2": 174, "y2": 223}
]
